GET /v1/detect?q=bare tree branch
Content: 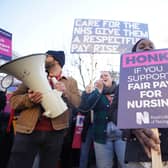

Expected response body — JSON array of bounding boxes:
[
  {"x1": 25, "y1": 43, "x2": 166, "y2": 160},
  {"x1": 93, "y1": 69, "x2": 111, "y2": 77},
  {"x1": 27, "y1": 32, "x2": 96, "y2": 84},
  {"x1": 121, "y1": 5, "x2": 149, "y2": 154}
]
[{"x1": 78, "y1": 55, "x2": 86, "y2": 88}]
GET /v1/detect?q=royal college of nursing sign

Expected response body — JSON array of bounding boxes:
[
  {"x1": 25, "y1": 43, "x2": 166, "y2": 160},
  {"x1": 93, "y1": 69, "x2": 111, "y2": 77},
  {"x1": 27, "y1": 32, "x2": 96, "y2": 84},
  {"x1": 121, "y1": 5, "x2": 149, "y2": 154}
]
[
  {"x1": 70, "y1": 19, "x2": 149, "y2": 54},
  {"x1": 118, "y1": 49, "x2": 168, "y2": 129},
  {"x1": 0, "y1": 28, "x2": 12, "y2": 61}
]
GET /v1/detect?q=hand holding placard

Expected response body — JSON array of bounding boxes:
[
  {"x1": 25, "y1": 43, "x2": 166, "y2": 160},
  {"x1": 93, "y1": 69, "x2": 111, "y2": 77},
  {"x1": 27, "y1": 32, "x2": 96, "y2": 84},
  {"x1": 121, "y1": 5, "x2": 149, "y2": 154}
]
[
  {"x1": 133, "y1": 128, "x2": 162, "y2": 168},
  {"x1": 151, "y1": 128, "x2": 163, "y2": 168}
]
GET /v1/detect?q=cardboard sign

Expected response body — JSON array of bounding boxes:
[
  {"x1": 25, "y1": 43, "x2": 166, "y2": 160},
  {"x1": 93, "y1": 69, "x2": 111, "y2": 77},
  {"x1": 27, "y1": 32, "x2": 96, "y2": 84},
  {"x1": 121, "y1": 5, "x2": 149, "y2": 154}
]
[{"x1": 71, "y1": 19, "x2": 149, "y2": 54}]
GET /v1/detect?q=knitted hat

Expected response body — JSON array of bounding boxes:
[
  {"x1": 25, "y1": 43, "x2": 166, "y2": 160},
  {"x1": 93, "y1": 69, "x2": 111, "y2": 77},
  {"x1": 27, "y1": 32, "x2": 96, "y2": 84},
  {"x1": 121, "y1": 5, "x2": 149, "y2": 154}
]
[{"x1": 46, "y1": 50, "x2": 65, "y2": 67}]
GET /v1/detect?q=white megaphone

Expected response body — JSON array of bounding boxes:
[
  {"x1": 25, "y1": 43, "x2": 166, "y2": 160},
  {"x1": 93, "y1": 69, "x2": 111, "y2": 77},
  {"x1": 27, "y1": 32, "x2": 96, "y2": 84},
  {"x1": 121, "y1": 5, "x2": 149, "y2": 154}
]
[{"x1": 0, "y1": 53, "x2": 68, "y2": 118}]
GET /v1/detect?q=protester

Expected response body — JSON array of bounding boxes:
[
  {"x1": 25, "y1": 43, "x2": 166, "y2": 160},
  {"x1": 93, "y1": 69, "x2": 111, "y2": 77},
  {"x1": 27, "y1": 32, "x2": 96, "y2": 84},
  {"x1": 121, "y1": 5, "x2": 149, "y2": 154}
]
[
  {"x1": 59, "y1": 106, "x2": 79, "y2": 168},
  {"x1": 0, "y1": 91, "x2": 14, "y2": 168},
  {"x1": 79, "y1": 84, "x2": 95, "y2": 168},
  {"x1": 112, "y1": 38, "x2": 168, "y2": 168},
  {"x1": 7, "y1": 51, "x2": 80, "y2": 168},
  {"x1": 80, "y1": 71, "x2": 127, "y2": 168}
]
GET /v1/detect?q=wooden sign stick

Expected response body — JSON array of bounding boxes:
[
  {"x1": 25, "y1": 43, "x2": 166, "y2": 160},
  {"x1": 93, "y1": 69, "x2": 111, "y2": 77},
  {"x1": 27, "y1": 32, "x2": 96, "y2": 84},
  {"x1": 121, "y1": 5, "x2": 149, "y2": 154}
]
[{"x1": 151, "y1": 128, "x2": 163, "y2": 168}]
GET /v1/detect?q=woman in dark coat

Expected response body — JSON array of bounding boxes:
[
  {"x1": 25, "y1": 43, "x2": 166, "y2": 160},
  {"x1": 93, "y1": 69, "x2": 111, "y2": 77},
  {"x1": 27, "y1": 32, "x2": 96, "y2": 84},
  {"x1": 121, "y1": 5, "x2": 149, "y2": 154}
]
[{"x1": 113, "y1": 38, "x2": 168, "y2": 168}]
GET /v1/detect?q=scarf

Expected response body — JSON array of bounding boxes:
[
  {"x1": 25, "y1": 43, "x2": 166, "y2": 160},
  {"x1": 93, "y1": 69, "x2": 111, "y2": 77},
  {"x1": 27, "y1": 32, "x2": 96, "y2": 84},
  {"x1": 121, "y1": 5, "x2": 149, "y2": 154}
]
[
  {"x1": 102, "y1": 81, "x2": 116, "y2": 95},
  {"x1": 102, "y1": 81, "x2": 117, "y2": 121},
  {"x1": 48, "y1": 72, "x2": 62, "y2": 89}
]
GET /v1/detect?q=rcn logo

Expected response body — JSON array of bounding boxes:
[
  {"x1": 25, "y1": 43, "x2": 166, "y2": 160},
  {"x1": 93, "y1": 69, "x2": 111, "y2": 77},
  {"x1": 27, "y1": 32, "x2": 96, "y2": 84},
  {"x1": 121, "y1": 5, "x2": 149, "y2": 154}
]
[{"x1": 136, "y1": 111, "x2": 150, "y2": 125}]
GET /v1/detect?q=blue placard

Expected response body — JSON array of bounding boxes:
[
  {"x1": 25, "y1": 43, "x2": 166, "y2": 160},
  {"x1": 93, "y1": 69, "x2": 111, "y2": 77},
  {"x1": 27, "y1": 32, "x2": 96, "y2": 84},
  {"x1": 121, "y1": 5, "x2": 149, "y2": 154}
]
[{"x1": 70, "y1": 19, "x2": 149, "y2": 54}]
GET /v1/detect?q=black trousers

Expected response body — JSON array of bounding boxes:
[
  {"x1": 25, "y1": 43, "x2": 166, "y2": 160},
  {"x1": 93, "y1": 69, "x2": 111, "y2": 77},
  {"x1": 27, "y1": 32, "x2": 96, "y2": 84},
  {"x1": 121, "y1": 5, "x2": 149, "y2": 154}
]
[{"x1": 8, "y1": 130, "x2": 65, "y2": 168}]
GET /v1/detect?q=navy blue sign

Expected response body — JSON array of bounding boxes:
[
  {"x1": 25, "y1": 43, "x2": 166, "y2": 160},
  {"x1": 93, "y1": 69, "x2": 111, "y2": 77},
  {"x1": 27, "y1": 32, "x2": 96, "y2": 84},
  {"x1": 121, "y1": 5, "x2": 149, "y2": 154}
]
[
  {"x1": 70, "y1": 19, "x2": 149, "y2": 54},
  {"x1": 118, "y1": 49, "x2": 168, "y2": 129}
]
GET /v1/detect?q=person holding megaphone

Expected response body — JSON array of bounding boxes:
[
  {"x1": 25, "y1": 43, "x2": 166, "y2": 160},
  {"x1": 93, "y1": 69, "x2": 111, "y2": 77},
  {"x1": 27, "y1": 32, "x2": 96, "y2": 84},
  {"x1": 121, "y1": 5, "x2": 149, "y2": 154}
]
[{"x1": 7, "y1": 51, "x2": 81, "y2": 168}]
